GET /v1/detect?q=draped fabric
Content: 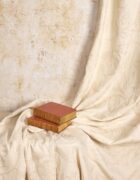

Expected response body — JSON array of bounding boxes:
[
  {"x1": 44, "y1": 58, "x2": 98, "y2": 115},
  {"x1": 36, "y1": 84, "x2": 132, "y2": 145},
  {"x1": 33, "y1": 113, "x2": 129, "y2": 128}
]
[{"x1": 0, "y1": 0, "x2": 140, "y2": 179}]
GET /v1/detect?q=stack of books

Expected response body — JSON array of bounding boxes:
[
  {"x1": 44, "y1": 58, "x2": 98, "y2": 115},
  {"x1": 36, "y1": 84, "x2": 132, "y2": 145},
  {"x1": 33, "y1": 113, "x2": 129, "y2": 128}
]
[{"x1": 27, "y1": 102, "x2": 76, "y2": 133}]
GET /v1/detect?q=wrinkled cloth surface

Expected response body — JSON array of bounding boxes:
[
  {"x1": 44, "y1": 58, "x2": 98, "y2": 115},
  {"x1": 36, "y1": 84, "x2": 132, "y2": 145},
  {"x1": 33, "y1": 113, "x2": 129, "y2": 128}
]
[{"x1": 0, "y1": 0, "x2": 140, "y2": 179}]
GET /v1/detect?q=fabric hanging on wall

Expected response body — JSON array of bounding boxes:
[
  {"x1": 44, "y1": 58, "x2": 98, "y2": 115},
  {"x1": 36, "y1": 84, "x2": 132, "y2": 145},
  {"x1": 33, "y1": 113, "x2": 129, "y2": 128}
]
[{"x1": 0, "y1": 0, "x2": 140, "y2": 179}]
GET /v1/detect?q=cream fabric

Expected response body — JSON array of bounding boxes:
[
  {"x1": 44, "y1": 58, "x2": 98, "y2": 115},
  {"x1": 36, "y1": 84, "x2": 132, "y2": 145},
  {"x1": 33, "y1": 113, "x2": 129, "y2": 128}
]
[{"x1": 0, "y1": 0, "x2": 140, "y2": 179}]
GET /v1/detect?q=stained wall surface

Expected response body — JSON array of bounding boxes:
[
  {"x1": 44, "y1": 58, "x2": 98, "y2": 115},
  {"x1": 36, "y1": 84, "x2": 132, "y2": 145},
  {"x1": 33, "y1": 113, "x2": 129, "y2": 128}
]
[{"x1": 0, "y1": 0, "x2": 98, "y2": 111}]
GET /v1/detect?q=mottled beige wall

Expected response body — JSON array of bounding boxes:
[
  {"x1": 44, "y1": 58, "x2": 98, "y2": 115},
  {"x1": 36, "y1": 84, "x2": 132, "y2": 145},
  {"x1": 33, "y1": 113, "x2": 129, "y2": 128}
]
[{"x1": 0, "y1": 0, "x2": 98, "y2": 111}]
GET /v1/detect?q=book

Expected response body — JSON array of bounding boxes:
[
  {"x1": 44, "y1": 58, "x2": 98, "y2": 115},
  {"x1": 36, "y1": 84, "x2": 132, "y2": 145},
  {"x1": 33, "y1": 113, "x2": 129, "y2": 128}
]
[
  {"x1": 27, "y1": 116, "x2": 72, "y2": 133},
  {"x1": 33, "y1": 102, "x2": 76, "y2": 125}
]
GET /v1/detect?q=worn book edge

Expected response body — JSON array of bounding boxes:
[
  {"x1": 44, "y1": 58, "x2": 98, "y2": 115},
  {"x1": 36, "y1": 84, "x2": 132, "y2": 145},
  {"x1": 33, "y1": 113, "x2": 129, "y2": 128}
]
[{"x1": 27, "y1": 116, "x2": 72, "y2": 133}]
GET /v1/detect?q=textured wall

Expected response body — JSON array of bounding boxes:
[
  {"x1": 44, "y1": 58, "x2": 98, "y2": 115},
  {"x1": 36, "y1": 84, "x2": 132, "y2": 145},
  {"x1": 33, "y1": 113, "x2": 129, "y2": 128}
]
[{"x1": 0, "y1": 0, "x2": 98, "y2": 111}]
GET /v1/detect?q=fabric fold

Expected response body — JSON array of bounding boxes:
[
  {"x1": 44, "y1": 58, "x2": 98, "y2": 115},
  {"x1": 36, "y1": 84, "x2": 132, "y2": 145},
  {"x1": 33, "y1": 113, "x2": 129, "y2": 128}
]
[{"x1": 0, "y1": 0, "x2": 140, "y2": 179}]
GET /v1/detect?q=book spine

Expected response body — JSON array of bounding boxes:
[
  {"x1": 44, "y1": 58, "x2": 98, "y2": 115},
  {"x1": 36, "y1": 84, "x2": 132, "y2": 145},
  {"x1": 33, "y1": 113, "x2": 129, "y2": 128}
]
[{"x1": 28, "y1": 118, "x2": 58, "y2": 133}]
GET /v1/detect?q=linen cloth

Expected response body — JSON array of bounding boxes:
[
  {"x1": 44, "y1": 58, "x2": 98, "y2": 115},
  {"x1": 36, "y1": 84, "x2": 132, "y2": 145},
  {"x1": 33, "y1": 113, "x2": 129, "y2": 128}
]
[{"x1": 0, "y1": 0, "x2": 140, "y2": 179}]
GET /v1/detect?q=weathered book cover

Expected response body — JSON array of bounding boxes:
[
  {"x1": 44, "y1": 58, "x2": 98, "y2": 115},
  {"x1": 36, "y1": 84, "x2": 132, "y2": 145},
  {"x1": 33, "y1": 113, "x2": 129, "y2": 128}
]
[
  {"x1": 33, "y1": 102, "x2": 76, "y2": 125},
  {"x1": 27, "y1": 116, "x2": 72, "y2": 133}
]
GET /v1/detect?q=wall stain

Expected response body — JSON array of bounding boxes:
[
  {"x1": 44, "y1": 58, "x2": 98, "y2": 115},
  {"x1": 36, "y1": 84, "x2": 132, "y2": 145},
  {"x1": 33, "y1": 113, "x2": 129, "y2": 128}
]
[
  {"x1": 39, "y1": 0, "x2": 83, "y2": 49},
  {"x1": 16, "y1": 77, "x2": 24, "y2": 91},
  {"x1": 0, "y1": 2, "x2": 4, "y2": 25},
  {"x1": 37, "y1": 49, "x2": 47, "y2": 63},
  {"x1": 0, "y1": 3, "x2": 3, "y2": 14},
  {"x1": 91, "y1": 0, "x2": 98, "y2": 3},
  {"x1": 17, "y1": 57, "x2": 24, "y2": 67},
  {"x1": 6, "y1": 1, "x2": 26, "y2": 26},
  {"x1": 31, "y1": 40, "x2": 35, "y2": 48},
  {"x1": 59, "y1": 35, "x2": 69, "y2": 48}
]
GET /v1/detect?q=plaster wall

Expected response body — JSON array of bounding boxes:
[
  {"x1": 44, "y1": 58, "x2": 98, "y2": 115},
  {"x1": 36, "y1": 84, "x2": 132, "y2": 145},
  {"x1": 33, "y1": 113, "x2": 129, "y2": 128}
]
[{"x1": 0, "y1": 0, "x2": 98, "y2": 111}]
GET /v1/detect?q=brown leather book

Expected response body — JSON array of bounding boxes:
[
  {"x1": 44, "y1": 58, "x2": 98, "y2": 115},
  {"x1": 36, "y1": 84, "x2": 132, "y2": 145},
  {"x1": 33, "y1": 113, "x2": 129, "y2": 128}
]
[
  {"x1": 27, "y1": 116, "x2": 72, "y2": 133},
  {"x1": 33, "y1": 102, "x2": 76, "y2": 125}
]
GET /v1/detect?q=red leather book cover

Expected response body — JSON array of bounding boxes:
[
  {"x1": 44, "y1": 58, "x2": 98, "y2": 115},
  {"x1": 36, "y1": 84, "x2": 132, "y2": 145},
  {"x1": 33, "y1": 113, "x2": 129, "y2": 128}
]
[{"x1": 33, "y1": 102, "x2": 76, "y2": 124}]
